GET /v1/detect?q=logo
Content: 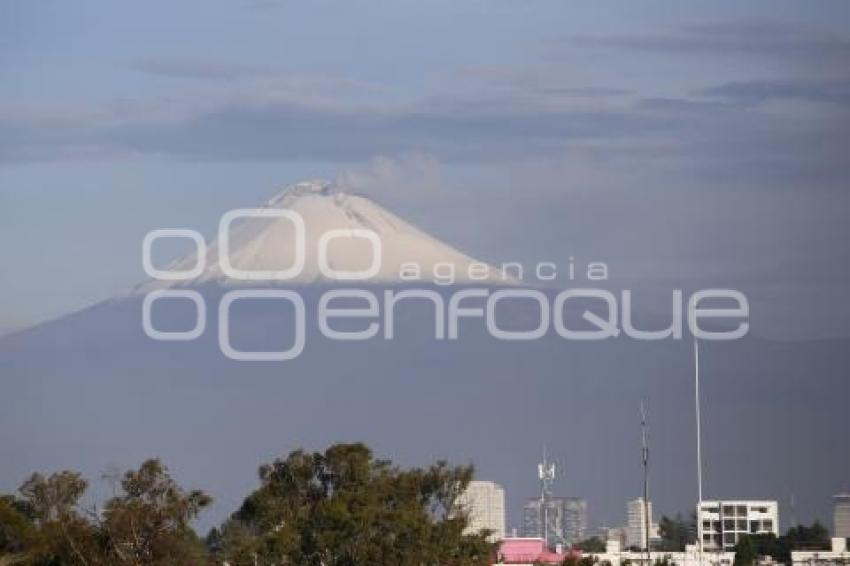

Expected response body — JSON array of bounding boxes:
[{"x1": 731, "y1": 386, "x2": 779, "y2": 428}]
[{"x1": 142, "y1": 209, "x2": 749, "y2": 360}]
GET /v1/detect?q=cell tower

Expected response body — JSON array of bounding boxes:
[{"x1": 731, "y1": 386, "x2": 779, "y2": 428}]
[
  {"x1": 538, "y1": 445, "x2": 556, "y2": 548},
  {"x1": 641, "y1": 402, "x2": 651, "y2": 565}
]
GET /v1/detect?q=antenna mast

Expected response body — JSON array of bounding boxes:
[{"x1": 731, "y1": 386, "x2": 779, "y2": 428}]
[
  {"x1": 695, "y1": 339, "x2": 704, "y2": 566},
  {"x1": 538, "y1": 445, "x2": 556, "y2": 549},
  {"x1": 641, "y1": 402, "x2": 651, "y2": 566}
]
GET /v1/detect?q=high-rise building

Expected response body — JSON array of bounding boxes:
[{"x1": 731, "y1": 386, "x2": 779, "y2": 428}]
[
  {"x1": 834, "y1": 494, "x2": 850, "y2": 539},
  {"x1": 627, "y1": 498, "x2": 654, "y2": 549},
  {"x1": 564, "y1": 498, "x2": 588, "y2": 546},
  {"x1": 522, "y1": 497, "x2": 587, "y2": 548},
  {"x1": 698, "y1": 500, "x2": 778, "y2": 550},
  {"x1": 456, "y1": 480, "x2": 506, "y2": 542}
]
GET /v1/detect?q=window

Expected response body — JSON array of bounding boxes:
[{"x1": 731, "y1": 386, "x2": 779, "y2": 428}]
[
  {"x1": 762, "y1": 520, "x2": 773, "y2": 532},
  {"x1": 750, "y1": 521, "x2": 760, "y2": 533},
  {"x1": 736, "y1": 505, "x2": 747, "y2": 516},
  {"x1": 723, "y1": 506, "x2": 735, "y2": 515},
  {"x1": 737, "y1": 519, "x2": 747, "y2": 531},
  {"x1": 724, "y1": 520, "x2": 735, "y2": 531}
]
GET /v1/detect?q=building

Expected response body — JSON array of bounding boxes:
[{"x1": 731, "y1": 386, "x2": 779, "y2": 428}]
[
  {"x1": 698, "y1": 500, "x2": 778, "y2": 550},
  {"x1": 494, "y1": 539, "x2": 735, "y2": 566},
  {"x1": 456, "y1": 480, "x2": 506, "y2": 542},
  {"x1": 792, "y1": 537, "x2": 849, "y2": 566},
  {"x1": 627, "y1": 498, "x2": 655, "y2": 549},
  {"x1": 605, "y1": 526, "x2": 627, "y2": 548},
  {"x1": 585, "y1": 540, "x2": 735, "y2": 566},
  {"x1": 564, "y1": 498, "x2": 588, "y2": 546},
  {"x1": 522, "y1": 497, "x2": 587, "y2": 549},
  {"x1": 496, "y1": 537, "x2": 577, "y2": 564},
  {"x1": 834, "y1": 494, "x2": 850, "y2": 539}
]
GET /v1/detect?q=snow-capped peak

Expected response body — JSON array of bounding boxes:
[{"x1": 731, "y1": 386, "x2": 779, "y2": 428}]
[
  {"x1": 138, "y1": 180, "x2": 506, "y2": 289},
  {"x1": 264, "y1": 179, "x2": 340, "y2": 206}
]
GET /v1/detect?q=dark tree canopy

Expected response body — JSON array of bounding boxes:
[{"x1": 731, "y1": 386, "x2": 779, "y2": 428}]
[
  {"x1": 656, "y1": 513, "x2": 696, "y2": 552},
  {"x1": 215, "y1": 442, "x2": 494, "y2": 565},
  {"x1": 0, "y1": 459, "x2": 211, "y2": 565},
  {"x1": 0, "y1": 443, "x2": 493, "y2": 566},
  {"x1": 574, "y1": 536, "x2": 607, "y2": 553},
  {"x1": 733, "y1": 521, "x2": 832, "y2": 566}
]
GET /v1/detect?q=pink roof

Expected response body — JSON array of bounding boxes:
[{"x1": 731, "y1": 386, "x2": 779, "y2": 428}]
[{"x1": 498, "y1": 538, "x2": 580, "y2": 564}]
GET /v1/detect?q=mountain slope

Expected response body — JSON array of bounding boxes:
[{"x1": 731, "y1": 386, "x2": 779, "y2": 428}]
[
  {"x1": 137, "y1": 180, "x2": 505, "y2": 292},
  {"x1": 0, "y1": 181, "x2": 847, "y2": 535}
]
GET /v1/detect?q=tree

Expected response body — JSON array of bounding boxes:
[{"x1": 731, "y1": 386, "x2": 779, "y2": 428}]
[
  {"x1": 733, "y1": 522, "x2": 831, "y2": 566},
  {"x1": 785, "y1": 522, "x2": 830, "y2": 551},
  {"x1": 0, "y1": 495, "x2": 35, "y2": 557},
  {"x1": 1, "y1": 444, "x2": 495, "y2": 565},
  {"x1": 15, "y1": 470, "x2": 103, "y2": 565},
  {"x1": 574, "y1": 537, "x2": 606, "y2": 552},
  {"x1": 100, "y1": 459, "x2": 212, "y2": 565},
  {"x1": 657, "y1": 513, "x2": 696, "y2": 552},
  {"x1": 216, "y1": 442, "x2": 494, "y2": 566},
  {"x1": 733, "y1": 535, "x2": 757, "y2": 566},
  {"x1": 0, "y1": 460, "x2": 213, "y2": 565},
  {"x1": 561, "y1": 555, "x2": 598, "y2": 566}
]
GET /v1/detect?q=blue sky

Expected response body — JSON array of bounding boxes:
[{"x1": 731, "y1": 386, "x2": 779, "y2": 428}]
[{"x1": 2, "y1": 0, "x2": 850, "y2": 338}]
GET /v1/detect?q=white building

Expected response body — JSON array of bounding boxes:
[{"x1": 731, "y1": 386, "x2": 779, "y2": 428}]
[
  {"x1": 457, "y1": 480, "x2": 506, "y2": 542},
  {"x1": 792, "y1": 537, "x2": 850, "y2": 566},
  {"x1": 699, "y1": 500, "x2": 778, "y2": 550},
  {"x1": 493, "y1": 539, "x2": 735, "y2": 566},
  {"x1": 589, "y1": 540, "x2": 735, "y2": 566},
  {"x1": 834, "y1": 493, "x2": 850, "y2": 539},
  {"x1": 627, "y1": 498, "x2": 657, "y2": 549},
  {"x1": 605, "y1": 526, "x2": 627, "y2": 548}
]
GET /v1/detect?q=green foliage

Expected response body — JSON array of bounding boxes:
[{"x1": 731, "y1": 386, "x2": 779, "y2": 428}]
[
  {"x1": 734, "y1": 535, "x2": 757, "y2": 566},
  {"x1": 0, "y1": 460, "x2": 212, "y2": 566},
  {"x1": 215, "y1": 442, "x2": 494, "y2": 566},
  {"x1": 0, "y1": 443, "x2": 493, "y2": 565},
  {"x1": 733, "y1": 522, "x2": 832, "y2": 566},
  {"x1": 99, "y1": 458, "x2": 212, "y2": 565},
  {"x1": 785, "y1": 522, "x2": 830, "y2": 550},
  {"x1": 0, "y1": 495, "x2": 35, "y2": 556},
  {"x1": 13, "y1": 470, "x2": 103, "y2": 565},
  {"x1": 19, "y1": 472, "x2": 87, "y2": 525},
  {"x1": 561, "y1": 555, "x2": 598, "y2": 566},
  {"x1": 574, "y1": 537, "x2": 606, "y2": 552},
  {"x1": 657, "y1": 513, "x2": 696, "y2": 551}
]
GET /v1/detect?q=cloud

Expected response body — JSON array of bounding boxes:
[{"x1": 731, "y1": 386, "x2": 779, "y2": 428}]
[
  {"x1": 569, "y1": 20, "x2": 850, "y2": 60},
  {"x1": 335, "y1": 152, "x2": 444, "y2": 200},
  {"x1": 700, "y1": 77, "x2": 850, "y2": 105},
  {"x1": 450, "y1": 65, "x2": 632, "y2": 101},
  {"x1": 95, "y1": 96, "x2": 661, "y2": 162},
  {"x1": 2, "y1": 67, "x2": 849, "y2": 194},
  {"x1": 535, "y1": 86, "x2": 631, "y2": 98},
  {"x1": 129, "y1": 58, "x2": 270, "y2": 81},
  {"x1": 630, "y1": 93, "x2": 850, "y2": 187},
  {"x1": 127, "y1": 58, "x2": 386, "y2": 107}
]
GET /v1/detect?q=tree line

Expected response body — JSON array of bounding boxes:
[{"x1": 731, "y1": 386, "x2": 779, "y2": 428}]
[
  {"x1": 655, "y1": 512, "x2": 833, "y2": 565},
  {"x1": 0, "y1": 443, "x2": 494, "y2": 565}
]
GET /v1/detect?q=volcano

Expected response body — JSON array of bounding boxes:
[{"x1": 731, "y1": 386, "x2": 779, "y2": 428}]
[
  {"x1": 1, "y1": 181, "x2": 847, "y2": 534},
  {"x1": 136, "y1": 179, "x2": 506, "y2": 293}
]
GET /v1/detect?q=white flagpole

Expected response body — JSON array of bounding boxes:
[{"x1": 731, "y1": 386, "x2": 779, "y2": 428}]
[{"x1": 695, "y1": 338, "x2": 704, "y2": 566}]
